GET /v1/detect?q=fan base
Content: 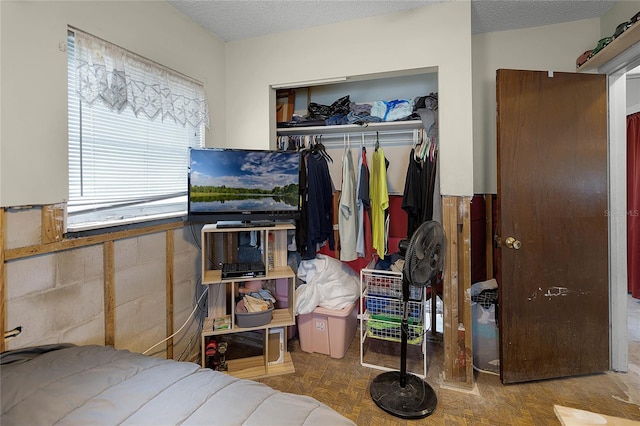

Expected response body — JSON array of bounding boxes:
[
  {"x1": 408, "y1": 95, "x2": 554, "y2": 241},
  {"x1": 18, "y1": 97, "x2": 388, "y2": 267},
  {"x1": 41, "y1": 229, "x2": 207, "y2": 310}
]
[{"x1": 370, "y1": 371, "x2": 437, "y2": 419}]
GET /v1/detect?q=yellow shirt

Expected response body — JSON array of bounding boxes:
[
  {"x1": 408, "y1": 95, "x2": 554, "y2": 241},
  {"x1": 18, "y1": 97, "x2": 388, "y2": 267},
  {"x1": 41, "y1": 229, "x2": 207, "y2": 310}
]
[{"x1": 370, "y1": 148, "x2": 389, "y2": 256}]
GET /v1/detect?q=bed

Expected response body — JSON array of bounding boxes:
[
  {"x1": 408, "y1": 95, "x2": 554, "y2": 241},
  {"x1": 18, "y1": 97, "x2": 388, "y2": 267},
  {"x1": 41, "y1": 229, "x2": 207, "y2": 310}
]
[{"x1": 1, "y1": 344, "x2": 355, "y2": 425}]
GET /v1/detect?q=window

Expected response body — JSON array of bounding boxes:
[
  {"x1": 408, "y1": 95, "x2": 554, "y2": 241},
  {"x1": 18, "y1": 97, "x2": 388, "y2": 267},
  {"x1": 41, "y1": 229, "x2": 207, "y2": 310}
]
[{"x1": 67, "y1": 29, "x2": 207, "y2": 232}]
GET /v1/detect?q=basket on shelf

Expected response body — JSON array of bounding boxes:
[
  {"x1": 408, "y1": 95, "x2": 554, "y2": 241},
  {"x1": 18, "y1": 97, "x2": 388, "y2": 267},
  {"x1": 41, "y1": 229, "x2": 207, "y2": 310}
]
[
  {"x1": 366, "y1": 318, "x2": 423, "y2": 345},
  {"x1": 363, "y1": 271, "x2": 422, "y2": 301},
  {"x1": 366, "y1": 295, "x2": 423, "y2": 322}
]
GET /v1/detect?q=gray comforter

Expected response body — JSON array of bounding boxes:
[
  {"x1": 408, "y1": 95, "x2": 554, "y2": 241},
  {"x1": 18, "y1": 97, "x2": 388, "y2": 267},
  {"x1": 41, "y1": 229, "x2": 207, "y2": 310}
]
[{"x1": 1, "y1": 344, "x2": 354, "y2": 425}]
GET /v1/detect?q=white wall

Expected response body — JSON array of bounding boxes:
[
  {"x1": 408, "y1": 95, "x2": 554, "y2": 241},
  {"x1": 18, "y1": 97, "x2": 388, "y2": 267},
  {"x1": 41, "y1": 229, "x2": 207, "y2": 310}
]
[
  {"x1": 0, "y1": 0, "x2": 226, "y2": 207},
  {"x1": 472, "y1": 19, "x2": 601, "y2": 194},
  {"x1": 224, "y1": 2, "x2": 474, "y2": 197},
  {"x1": 628, "y1": 76, "x2": 640, "y2": 114}
]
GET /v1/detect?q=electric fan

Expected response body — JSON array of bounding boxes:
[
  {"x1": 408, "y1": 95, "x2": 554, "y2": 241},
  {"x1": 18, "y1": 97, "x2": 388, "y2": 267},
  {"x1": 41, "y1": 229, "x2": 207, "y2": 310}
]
[{"x1": 369, "y1": 220, "x2": 445, "y2": 419}]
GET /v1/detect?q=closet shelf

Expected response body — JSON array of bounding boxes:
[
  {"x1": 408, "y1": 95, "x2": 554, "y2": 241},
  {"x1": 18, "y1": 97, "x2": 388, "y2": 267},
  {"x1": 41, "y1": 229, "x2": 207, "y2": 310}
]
[
  {"x1": 577, "y1": 21, "x2": 640, "y2": 72},
  {"x1": 276, "y1": 120, "x2": 423, "y2": 136}
]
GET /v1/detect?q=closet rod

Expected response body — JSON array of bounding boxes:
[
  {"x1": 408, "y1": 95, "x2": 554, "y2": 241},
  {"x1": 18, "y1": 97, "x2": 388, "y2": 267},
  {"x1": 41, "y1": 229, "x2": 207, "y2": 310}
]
[
  {"x1": 278, "y1": 128, "x2": 424, "y2": 138},
  {"x1": 279, "y1": 128, "x2": 431, "y2": 146},
  {"x1": 310, "y1": 138, "x2": 419, "y2": 148}
]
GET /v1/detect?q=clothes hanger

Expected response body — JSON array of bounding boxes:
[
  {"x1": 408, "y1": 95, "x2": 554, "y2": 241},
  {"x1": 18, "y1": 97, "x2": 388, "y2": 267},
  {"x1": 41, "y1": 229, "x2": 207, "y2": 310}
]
[
  {"x1": 298, "y1": 135, "x2": 310, "y2": 155},
  {"x1": 374, "y1": 131, "x2": 380, "y2": 151},
  {"x1": 413, "y1": 129, "x2": 423, "y2": 162},
  {"x1": 311, "y1": 135, "x2": 333, "y2": 163}
]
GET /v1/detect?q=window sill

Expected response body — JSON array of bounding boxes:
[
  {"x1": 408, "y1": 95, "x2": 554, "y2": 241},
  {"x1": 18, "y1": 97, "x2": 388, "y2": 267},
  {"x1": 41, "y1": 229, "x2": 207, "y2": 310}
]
[{"x1": 66, "y1": 213, "x2": 188, "y2": 238}]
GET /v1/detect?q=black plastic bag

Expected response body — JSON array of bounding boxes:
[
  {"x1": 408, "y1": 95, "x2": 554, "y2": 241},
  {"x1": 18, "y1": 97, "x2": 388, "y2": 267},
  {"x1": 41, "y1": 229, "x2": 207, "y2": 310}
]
[{"x1": 307, "y1": 95, "x2": 350, "y2": 120}]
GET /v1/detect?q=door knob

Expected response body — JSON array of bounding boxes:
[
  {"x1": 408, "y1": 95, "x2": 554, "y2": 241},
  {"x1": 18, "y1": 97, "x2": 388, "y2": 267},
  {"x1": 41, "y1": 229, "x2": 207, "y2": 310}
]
[{"x1": 505, "y1": 236, "x2": 521, "y2": 250}]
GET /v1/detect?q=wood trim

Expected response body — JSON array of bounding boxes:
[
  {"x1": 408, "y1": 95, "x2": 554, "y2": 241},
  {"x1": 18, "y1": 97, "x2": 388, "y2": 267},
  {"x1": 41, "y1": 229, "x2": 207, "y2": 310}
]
[
  {"x1": 442, "y1": 196, "x2": 473, "y2": 389},
  {"x1": 443, "y1": 197, "x2": 460, "y2": 382},
  {"x1": 166, "y1": 231, "x2": 174, "y2": 359},
  {"x1": 41, "y1": 204, "x2": 64, "y2": 244},
  {"x1": 0, "y1": 209, "x2": 6, "y2": 353},
  {"x1": 224, "y1": 233, "x2": 237, "y2": 263},
  {"x1": 103, "y1": 241, "x2": 115, "y2": 347},
  {"x1": 5, "y1": 221, "x2": 184, "y2": 261},
  {"x1": 458, "y1": 197, "x2": 473, "y2": 386}
]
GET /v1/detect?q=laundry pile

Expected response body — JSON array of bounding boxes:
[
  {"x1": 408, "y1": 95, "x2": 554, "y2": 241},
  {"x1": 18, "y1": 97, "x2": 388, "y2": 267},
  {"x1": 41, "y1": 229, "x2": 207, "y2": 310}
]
[{"x1": 277, "y1": 93, "x2": 437, "y2": 128}]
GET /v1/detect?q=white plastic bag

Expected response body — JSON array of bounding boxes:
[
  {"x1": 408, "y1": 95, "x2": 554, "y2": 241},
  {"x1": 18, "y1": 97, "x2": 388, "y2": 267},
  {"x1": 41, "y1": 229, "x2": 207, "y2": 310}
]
[{"x1": 295, "y1": 254, "x2": 360, "y2": 315}]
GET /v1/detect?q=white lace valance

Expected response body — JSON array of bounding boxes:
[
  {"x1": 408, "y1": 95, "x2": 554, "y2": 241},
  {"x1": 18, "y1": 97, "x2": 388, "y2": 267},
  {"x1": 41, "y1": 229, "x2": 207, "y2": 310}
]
[{"x1": 74, "y1": 30, "x2": 209, "y2": 129}]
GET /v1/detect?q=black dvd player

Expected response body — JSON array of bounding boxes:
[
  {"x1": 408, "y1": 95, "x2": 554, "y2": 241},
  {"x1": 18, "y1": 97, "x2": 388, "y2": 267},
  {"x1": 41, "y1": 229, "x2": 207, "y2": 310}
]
[{"x1": 221, "y1": 261, "x2": 266, "y2": 279}]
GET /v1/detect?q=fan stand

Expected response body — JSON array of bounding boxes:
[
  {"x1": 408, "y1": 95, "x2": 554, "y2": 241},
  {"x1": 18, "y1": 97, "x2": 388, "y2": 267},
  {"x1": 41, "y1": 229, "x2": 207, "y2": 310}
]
[{"x1": 369, "y1": 275, "x2": 438, "y2": 419}]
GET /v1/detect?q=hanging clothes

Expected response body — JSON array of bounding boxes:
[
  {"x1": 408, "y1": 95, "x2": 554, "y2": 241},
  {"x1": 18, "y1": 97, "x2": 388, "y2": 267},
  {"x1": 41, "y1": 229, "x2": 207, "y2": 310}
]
[
  {"x1": 356, "y1": 145, "x2": 370, "y2": 258},
  {"x1": 370, "y1": 146, "x2": 389, "y2": 256},
  {"x1": 402, "y1": 147, "x2": 423, "y2": 238},
  {"x1": 431, "y1": 152, "x2": 442, "y2": 224},
  {"x1": 304, "y1": 150, "x2": 335, "y2": 259},
  {"x1": 296, "y1": 152, "x2": 309, "y2": 255},
  {"x1": 402, "y1": 126, "x2": 440, "y2": 237},
  {"x1": 338, "y1": 142, "x2": 358, "y2": 261},
  {"x1": 420, "y1": 149, "x2": 438, "y2": 224},
  {"x1": 419, "y1": 123, "x2": 438, "y2": 224}
]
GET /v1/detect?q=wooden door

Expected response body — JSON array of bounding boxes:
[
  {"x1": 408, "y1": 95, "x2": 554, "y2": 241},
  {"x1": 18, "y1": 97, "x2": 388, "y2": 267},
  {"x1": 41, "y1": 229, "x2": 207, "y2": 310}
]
[{"x1": 496, "y1": 69, "x2": 609, "y2": 384}]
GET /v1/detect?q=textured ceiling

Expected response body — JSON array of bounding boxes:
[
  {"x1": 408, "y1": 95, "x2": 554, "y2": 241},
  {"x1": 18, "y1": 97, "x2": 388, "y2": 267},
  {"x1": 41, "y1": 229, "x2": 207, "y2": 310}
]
[{"x1": 167, "y1": 0, "x2": 617, "y2": 42}]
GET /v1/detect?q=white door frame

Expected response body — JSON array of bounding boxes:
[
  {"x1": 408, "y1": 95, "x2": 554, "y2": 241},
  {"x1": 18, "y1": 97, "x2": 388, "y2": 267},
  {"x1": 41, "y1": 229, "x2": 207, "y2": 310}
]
[{"x1": 600, "y1": 43, "x2": 640, "y2": 372}]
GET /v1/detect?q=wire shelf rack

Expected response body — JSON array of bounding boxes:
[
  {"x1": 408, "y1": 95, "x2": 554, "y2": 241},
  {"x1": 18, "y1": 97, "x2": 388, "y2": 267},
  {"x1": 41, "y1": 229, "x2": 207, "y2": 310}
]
[{"x1": 362, "y1": 268, "x2": 422, "y2": 300}]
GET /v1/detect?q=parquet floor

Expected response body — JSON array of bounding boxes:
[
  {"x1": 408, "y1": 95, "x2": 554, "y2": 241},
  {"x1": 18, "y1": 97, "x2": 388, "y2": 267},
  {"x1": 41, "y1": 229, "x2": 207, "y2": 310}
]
[{"x1": 257, "y1": 295, "x2": 640, "y2": 425}]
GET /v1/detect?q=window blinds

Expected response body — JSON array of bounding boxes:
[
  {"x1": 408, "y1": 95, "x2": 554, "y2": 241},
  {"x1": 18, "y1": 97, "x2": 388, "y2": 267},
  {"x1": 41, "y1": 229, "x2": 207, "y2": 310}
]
[{"x1": 67, "y1": 30, "x2": 206, "y2": 231}]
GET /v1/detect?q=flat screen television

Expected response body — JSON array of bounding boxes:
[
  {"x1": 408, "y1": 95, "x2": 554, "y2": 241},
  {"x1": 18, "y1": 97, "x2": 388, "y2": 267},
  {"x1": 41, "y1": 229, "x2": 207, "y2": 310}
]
[{"x1": 188, "y1": 148, "x2": 301, "y2": 224}]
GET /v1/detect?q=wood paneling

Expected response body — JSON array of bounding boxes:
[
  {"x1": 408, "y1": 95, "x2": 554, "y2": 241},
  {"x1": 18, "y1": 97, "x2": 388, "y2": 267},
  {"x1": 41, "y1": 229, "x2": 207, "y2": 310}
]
[
  {"x1": 166, "y1": 231, "x2": 174, "y2": 359},
  {"x1": 442, "y1": 195, "x2": 473, "y2": 389},
  {"x1": 41, "y1": 204, "x2": 64, "y2": 244},
  {"x1": 5, "y1": 220, "x2": 184, "y2": 261},
  {"x1": 103, "y1": 241, "x2": 115, "y2": 347}
]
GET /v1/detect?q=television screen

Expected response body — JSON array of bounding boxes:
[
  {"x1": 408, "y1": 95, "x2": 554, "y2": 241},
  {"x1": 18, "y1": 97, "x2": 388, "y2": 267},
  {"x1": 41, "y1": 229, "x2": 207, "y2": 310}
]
[{"x1": 188, "y1": 148, "x2": 301, "y2": 223}]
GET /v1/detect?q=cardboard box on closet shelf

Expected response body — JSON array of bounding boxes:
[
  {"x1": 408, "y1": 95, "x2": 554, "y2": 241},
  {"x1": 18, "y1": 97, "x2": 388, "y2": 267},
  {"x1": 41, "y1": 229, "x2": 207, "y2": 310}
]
[
  {"x1": 297, "y1": 302, "x2": 358, "y2": 359},
  {"x1": 276, "y1": 89, "x2": 295, "y2": 123}
]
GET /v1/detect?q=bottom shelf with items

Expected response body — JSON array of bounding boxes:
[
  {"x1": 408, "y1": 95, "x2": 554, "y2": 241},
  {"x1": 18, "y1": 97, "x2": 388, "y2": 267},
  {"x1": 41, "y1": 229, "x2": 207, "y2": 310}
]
[
  {"x1": 360, "y1": 311, "x2": 428, "y2": 378},
  {"x1": 201, "y1": 327, "x2": 295, "y2": 380},
  {"x1": 217, "y1": 352, "x2": 295, "y2": 380},
  {"x1": 200, "y1": 274, "x2": 297, "y2": 379},
  {"x1": 360, "y1": 331, "x2": 428, "y2": 378},
  {"x1": 365, "y1": 315, "x2": 424, "y2": 345}
]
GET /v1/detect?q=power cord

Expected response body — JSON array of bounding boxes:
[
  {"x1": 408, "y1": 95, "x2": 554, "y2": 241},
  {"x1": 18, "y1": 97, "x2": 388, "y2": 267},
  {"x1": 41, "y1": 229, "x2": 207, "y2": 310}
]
[
  {"x1": 143, "y1": 286, "x2": 208, "y2": 355},
  {"x1": 178, "y1": 276, "x2": 208, "y2": 361}
]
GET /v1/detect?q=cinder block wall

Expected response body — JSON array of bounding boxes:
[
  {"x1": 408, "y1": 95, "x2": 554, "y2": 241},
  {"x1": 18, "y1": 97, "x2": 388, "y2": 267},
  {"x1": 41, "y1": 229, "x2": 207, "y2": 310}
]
[{"x1": 4, "y1": 207, "x2": 202, "y2": 361}]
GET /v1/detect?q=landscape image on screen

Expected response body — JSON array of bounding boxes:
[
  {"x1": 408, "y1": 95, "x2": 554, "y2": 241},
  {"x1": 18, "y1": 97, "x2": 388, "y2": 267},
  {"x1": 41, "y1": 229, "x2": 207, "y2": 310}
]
[{"x1": 189, "y1": 149, "x2": 299, "y2": 213}]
